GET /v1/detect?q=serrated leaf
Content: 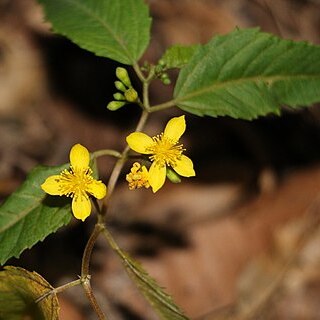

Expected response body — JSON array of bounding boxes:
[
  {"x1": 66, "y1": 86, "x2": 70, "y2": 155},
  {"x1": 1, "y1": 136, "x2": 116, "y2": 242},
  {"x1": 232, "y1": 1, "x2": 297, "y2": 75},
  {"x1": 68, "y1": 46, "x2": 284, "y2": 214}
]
[
  {"x1": 38, "y1": 0, "x2": 151, "y2": 65},
  {"x1": 0, "y1": 165, "x2": 72, "y2": 265},
  {"x1": 174, "y1": 28, "x2": 320, "y2": 120},
  {"x1": 160, "y1": 44, "x2": 200, "y2": 69},
  {"x1": 104, "y1": 228, "x2": 189, "y2": 320},
  {"x1": 0, "y1": 266, "x2": 59, "y2": 320}
]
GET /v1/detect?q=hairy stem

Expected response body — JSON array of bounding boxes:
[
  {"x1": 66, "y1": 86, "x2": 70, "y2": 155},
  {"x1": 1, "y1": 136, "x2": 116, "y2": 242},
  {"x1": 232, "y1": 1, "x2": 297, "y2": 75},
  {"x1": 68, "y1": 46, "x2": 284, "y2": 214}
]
[
  {"x1": 82, "y1": 275, "x2": 108, "y2": 320},
  {"x1": 81, "y1": 223, "x2": 104, "y2": 277},
  {"x1": 81, "y1": 223, "x2": 107, "y2": 319},
  {"x1": 101, "y1": 227, "x2": 120, "y2": 252},
  {"x1": 35, "y1": 278, "x2": 82, "y2": 303}
]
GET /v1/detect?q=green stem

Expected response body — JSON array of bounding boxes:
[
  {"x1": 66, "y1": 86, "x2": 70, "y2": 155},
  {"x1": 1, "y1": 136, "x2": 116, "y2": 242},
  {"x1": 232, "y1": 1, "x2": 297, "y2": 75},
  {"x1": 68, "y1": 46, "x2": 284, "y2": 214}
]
[
  {"x1": 104, "y1": 110, "x2": 149, "y2": 201},
  {"x1": 149, "y1": 99, "x2": 177, "y2": 112},
  {"x1": 99, "y1": 63, "x2": 151, "y2": 219},
  {"x1": 142, "y1": 81, "x2": 151, "y2": 111},
  {"x1": 92, "y1": 149, "x2": 122, "y2": 159},
  {"x1": 133, "y1": 62, "x2": 156, "y2": 112},
  {"x1": 133, "y1": 62, "x2": 146, "y2": 82}
]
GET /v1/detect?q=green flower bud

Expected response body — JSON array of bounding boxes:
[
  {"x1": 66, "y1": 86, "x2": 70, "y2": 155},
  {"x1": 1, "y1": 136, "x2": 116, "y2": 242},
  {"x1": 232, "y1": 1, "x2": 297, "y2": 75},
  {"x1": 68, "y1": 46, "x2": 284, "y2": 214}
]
[
  {"x1": 158, "y1": 59, "x2": 166, "y2": 67},
  {"x1": 107, "y1": 100, "x2": 126, "y2": 111},
  {"x1": 124, "y1": 87, "x2": 138, "y2": 102},
  {"x1": 115, "y1": 81, "x2": 127, "y2": 92},
  {"x1": 162, "y1": 77, "x2": 171, "y2": 85},
  {"x1": 160, "y1": 73, "x2": 171, "y2": 85},
  {"x1": 155, "y1": 64, "x2": 162, "y2": 74},
  {"x1": 166, "y1": 168, "x2": 181, "y2": 184},
  {"x1": 116, "y1": 67, "x2": 131, "y2": 87},
  {"x1": 113, "y1": 92, "x2": 125, "y2": 100}
]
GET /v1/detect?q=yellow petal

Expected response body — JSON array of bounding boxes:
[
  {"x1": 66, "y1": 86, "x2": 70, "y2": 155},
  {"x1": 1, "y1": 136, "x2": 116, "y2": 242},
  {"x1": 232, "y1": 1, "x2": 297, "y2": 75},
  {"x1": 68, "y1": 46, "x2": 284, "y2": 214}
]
[
  {"x1": 86, "y1": 180, "x2": 107, "y2": 199},
  {"x1": 163, "y1": 115, "x2": 186, "y2": 142},
  {"x1": 41, "y1": 175, "x2": 63, "y2": 196},
  {"x1": 126, "y1": 132, "x2": 154, "y2": 154},
  {"x1": 148, "y1": 162, "x2": 166, "y2": 193},
  {"x1": 70, "y1": 144, "x2": 90, "y2": 171},
  {"x1": 173, "y1": 155, "x2": 195, "y2": 177},
  {"x1": 72, "y1": 195, "x2": 91, "y2": 221}
]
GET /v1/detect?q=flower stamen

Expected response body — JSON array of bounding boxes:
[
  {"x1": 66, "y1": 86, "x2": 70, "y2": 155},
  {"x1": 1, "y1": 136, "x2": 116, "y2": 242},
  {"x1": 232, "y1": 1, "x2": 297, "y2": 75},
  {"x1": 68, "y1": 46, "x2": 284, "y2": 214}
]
[
  {"x1": 126, "y1": 162, "x2": 150, "y2": 190},
  {"x1": 147, "y1": 133, "x2": 185, "y2": 167}
]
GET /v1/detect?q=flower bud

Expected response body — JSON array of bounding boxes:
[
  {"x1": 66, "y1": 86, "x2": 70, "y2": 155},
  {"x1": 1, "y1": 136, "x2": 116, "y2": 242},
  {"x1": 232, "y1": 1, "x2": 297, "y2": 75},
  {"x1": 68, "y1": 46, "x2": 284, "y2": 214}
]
[
  {"x1": 115, "y1": 80, "x2": 127, "y2": 92},
  {"x1": 116, "y1": 67, "x2": 131, "y2": 87},
  {"x1": 160, "y1": 73, "x2": 171, "y2": 85},
  {"x1": 107, "y1": 101, "x2": 126, "y2": 111},
  {"x1": 158, "y1": 59, "x2": 166, "y2": 67},
  {"x1": 113, "y1": 92, "x2": 125, "y2": 100},
  {"x1": 166, "y1": 168, "x2": 181, "y2": 183},
  {"x1": 162, "y1": 77, "x2": 171, "y2": 85},
  {"x1": 124, "y1": 87, "x2": 138, "y2": 102}
]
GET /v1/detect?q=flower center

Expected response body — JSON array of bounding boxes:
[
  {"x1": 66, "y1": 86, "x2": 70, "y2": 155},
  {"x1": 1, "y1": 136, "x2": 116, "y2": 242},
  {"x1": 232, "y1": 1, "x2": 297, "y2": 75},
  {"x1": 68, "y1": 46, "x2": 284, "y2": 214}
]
[
  {"x1": 58, "y1": 167, "x2": 94, "y2": 198},
  {"x1": 147, "y1": 134, "x2": 184, "y2": 167}
]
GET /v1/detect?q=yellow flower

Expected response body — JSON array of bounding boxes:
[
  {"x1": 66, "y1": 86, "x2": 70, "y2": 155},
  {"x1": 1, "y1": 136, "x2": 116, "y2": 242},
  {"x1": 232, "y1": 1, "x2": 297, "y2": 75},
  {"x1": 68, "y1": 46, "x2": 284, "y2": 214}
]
[
  {"x1": 41, "y1": 144, "x2": 107, "y2": 221},
  {"x1": 126, "y1": 162, "x2": 150, "y2": 190},
  {"x1": 126, "y1": 115, "x2": 195, "y2": 192}
]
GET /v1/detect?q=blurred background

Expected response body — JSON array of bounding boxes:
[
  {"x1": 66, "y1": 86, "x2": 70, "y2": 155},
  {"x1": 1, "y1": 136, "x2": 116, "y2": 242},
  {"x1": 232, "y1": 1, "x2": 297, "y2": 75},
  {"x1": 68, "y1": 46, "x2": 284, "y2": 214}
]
[{"x1": 1, "y1": 0, "x2": 320, "y2": 319}]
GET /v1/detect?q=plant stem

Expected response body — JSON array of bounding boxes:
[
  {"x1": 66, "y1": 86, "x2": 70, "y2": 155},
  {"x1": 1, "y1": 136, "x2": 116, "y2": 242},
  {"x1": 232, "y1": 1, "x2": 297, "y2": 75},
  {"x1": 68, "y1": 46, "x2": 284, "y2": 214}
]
[
  {"x1": 108, "y1": 111, "x2": 149, "y2": 196},
  {"x1": 133, "y1": 62, "x2": 146, "y2": 82},
  {"x1": 81, "y1": 223, "x2": 107, "y2": 319},
  {"x1": 92, "y1": 149, "x2": 122, "y2": 159},
  {"x1": 82, "y1": 275, "x2": 108, "y2": 320},
  {"x1": 101, "y1": 227, "x2": 120, "y2": 252},
  {"x1": 81, "y1": 223, "x2": 104, "y2": 277},
  {"x1": 149, "y1": 99, "x2": 177, "y2": 112},
  {"x1": 100, "y1": 63, "x2": 151, "y2": 216},
  {"x1": 35, "y1": 278, "x2": 83, "y2": 303},
  {"x1": 142, "y1": 81, "x2": 151, "y2": 111}
]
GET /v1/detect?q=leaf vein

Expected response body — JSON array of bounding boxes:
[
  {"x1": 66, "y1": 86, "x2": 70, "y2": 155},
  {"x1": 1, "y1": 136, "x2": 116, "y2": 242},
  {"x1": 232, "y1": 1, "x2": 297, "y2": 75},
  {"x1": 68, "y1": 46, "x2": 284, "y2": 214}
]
[{"x1": 64, "y1": 0, "x2": 133, "y2": 62}]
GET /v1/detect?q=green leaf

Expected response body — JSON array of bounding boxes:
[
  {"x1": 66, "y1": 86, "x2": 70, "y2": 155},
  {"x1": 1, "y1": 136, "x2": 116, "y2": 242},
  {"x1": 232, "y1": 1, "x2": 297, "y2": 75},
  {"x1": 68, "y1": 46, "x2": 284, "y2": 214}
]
[
  {"x1": 159, "y1": 44, "x2": 200, "y2": 69},
  {"x1": 0, "y1": 266, "x2": 59, "y2": 320},
  {"x1": 0, "y1": 165, "x2": 72, "y2": 265},
  {"x1": 103, "y1": 228, "x2": 189, "y2": 320},
  {"x1": 38, "y1": 0, "x2": 151, "y2": 65},
  {"x1": 174, "y1": 28, "x2": 320, "y2": 120}
]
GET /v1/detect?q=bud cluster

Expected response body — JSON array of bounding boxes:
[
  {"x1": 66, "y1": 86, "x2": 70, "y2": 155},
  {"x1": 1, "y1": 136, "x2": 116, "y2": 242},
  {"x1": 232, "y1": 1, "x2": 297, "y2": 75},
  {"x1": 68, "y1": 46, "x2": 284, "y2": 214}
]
[
  {"x1": 107, "y1": 67, "x2": 139, "y2": 111},
  {"x1": 155, "y1": 59, "x2": 171, "y2": 85}
]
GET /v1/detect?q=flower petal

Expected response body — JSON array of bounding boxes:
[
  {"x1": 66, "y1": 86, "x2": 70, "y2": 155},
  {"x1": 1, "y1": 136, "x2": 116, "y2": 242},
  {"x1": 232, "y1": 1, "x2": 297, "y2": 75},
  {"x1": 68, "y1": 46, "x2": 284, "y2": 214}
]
[
  {"x1": 86, "y1": 180, "x2": 107, "y2": 199},
  {"x1": 148, "y1": 162, "x2": 166, "y2": 193},
  {"x1": 126, "y1": 132, "x2": 154, "y2": 154},
  {"x1": 72, "y1": 195, "x2": 91, "y2": 221},
  {"x1": 41, "y1": 175, "x2": 63, "y2": 196},
  {"x1": 70, "y1": 144, "x2": 90, "y2": 170},
  {"x1": 163, "y1": 115, "x2": 186, "y2": 142},
  {"x1": 173, "y1": 155, "x2": 195, "y2": 177}
]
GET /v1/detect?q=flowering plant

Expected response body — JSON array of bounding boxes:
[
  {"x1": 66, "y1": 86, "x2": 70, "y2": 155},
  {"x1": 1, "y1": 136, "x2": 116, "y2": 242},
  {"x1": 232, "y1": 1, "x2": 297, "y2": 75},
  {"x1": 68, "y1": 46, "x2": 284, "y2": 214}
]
[{"x1": 1, "y1": 0, "x2": 320, "y2": 319}]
